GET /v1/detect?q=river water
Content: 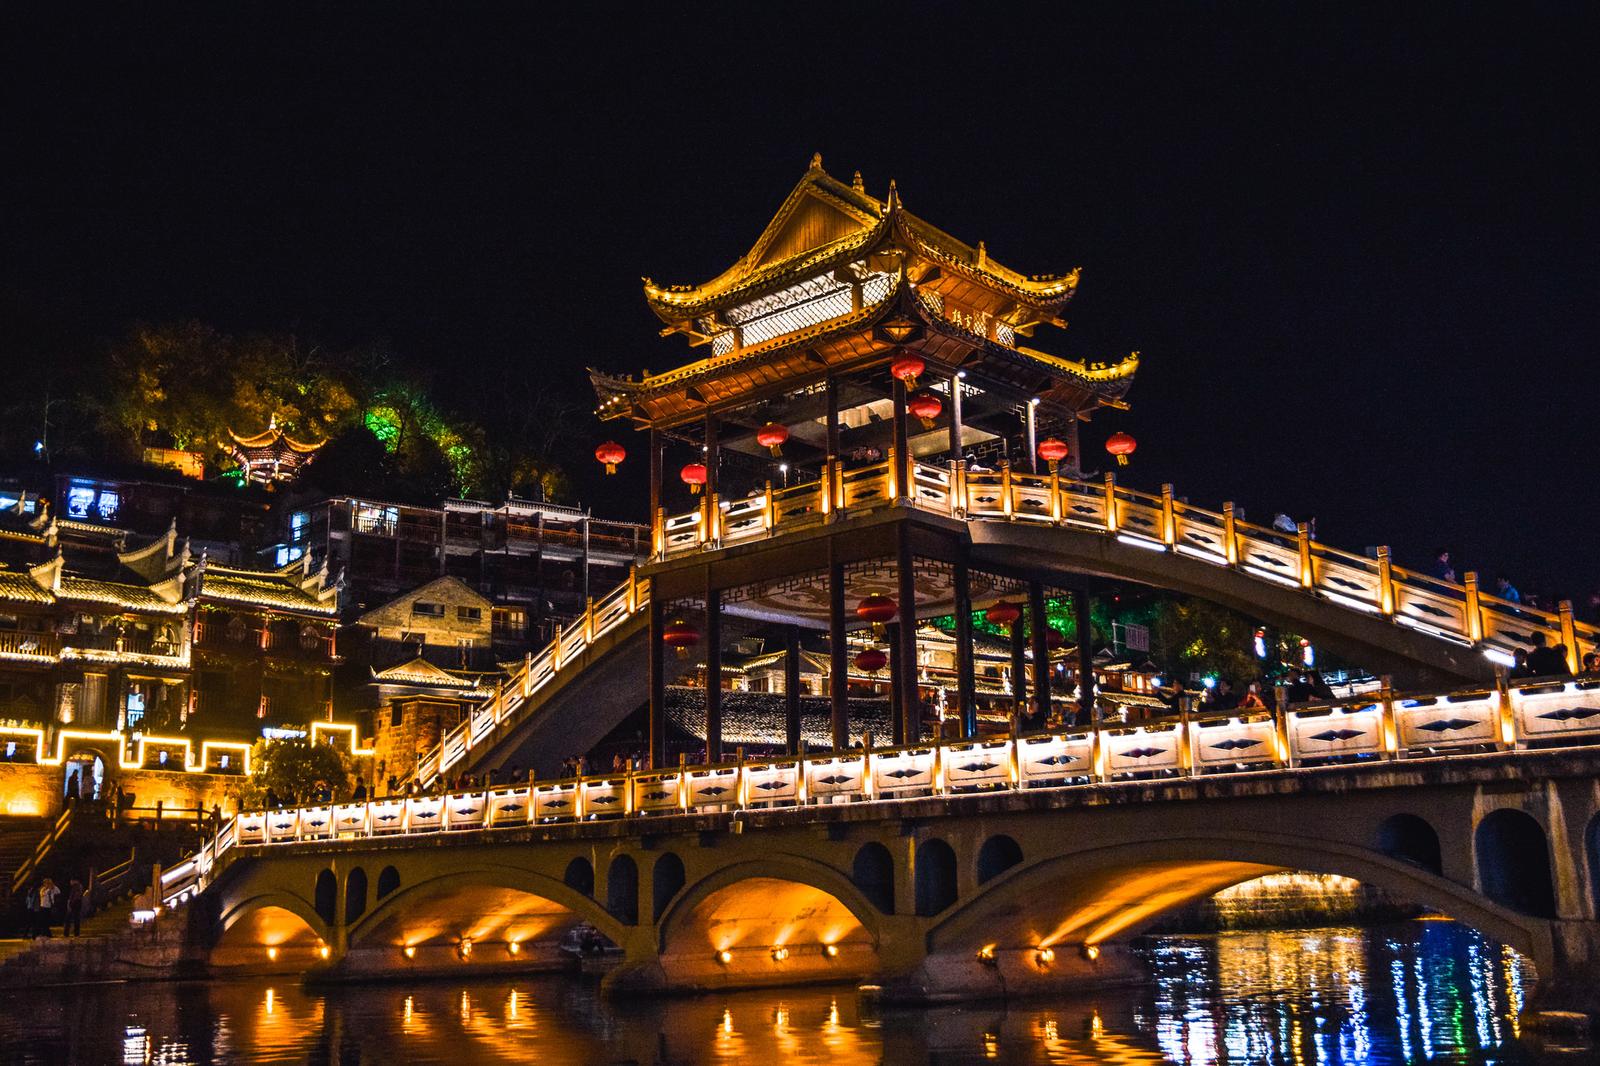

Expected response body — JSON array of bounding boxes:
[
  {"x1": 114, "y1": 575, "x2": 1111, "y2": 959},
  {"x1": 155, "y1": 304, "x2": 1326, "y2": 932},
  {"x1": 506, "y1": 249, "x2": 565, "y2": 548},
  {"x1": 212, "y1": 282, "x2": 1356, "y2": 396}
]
[{"x1": 0, "y1": 921, "x2": 1587, "y2": 1064}]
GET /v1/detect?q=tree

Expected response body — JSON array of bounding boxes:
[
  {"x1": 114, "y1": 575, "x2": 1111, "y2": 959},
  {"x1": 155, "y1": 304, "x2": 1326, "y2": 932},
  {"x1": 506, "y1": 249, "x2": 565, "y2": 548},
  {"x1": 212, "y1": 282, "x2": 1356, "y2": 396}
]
[{"x1": 242, "y1": 738, "x2": 352, "y2": 808}]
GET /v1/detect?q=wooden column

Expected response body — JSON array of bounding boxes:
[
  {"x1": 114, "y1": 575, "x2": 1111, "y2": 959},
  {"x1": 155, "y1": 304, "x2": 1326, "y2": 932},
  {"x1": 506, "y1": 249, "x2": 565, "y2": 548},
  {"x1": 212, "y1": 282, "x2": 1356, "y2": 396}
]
[
  {"x1": 826, "y1": 375, "x2": 841, "y2": 459},
  {"x1": 895, "y1": 523, "x2": 919, "y2": 744},
  {"x1": 648, "y1": 599, "x2": 666, "y2": 768},
  {"x1": 1075, "y1": 590, "x2": 1096, "y2": 727},
  {"x1": 954, "y1": 557, "x2": 977, "y2": 738},
  {"x1": 648, "y1": 429, "x2": 662, "y2": 522},
  {"x1": 947, "y1": 374, "x2": 963, "y2": 460},
  {"x1": 1009, "y1": 615, "x2": 1027, "y2": 721},
  {"x1": 887, "y1": 620, "x2": 904, "y2": 747},
  {"x1": 784, "y1": 624, "x2": 802, "y2": 755},
  {"x1": 703, "y1": 413, "x2": 719, "y2": 500},
  {"x1": 829, "y1": 553, "x2": 849, "y2": 750},
  {"x1": 1066, "y1": 413, "x2": 1083, "y2": 479},
  {"x1": 891, "y1": 376, "x2": 910, "y2": 499},
  {"x1": 1025, "y1": 401, "x2": 1039, "y2": 474},
  {"x1": 1029, "y1": 581, "x2": 1050, "y2": 727},
  {"x1": 704, "y1": 579, "x2": 722, "y2": 764}
]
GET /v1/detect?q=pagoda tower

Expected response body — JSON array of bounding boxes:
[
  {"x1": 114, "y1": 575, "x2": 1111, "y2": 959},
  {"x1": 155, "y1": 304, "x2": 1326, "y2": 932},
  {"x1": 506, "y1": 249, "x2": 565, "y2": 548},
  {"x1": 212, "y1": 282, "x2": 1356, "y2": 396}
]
[{"x1": 593, "y1": 157, "x2": 1138, "y2": 766}]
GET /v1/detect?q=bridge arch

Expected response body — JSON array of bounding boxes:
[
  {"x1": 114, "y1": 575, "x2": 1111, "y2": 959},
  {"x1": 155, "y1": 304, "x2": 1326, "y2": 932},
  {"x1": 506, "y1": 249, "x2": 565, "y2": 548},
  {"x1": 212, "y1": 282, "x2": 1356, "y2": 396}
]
[
  {"x1": 1587, "y1": 812, "x2": 1600, "y2": 920},
  {"x1": 1475, "y1": 808, "x2": 1557, "y2": 919},
  {"x1": 926, "y1": 833, "x2": 1554, "y2": 975},
  {"x1": 344, "y1": 867, "x2": 368, "y2": 924},
  {"x1": 656, "y1": 855, "x2": 884, "y2": 957},
  {"x1": 976, "y1": 834, "x2": 1024, "y2": 886},
  {"x1": 345, "y1": 864, "x2": 623, "y2": 953},
  {"x1": 1376, "y1": 813, "x2": 1443, "y2": 875},
  {"x1": 914, "y1": 839, "x2": 959, "y2": 916},
  {"x1": 852, "y1": 841, "x2": 895, "y2": 914},
  {"x1": 211, "y1": 890, "x2": 330, "y2": 968}
]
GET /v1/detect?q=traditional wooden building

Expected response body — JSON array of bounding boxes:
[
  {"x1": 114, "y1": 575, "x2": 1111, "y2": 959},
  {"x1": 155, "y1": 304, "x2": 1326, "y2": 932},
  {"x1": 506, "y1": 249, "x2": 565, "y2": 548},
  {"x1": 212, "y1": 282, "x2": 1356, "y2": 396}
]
[
  {"x1": 227, "y1": 417, "x2": 325, "y2": 486},
  {"x1": 189, "y1": 557, "x2": 339, "y2": 735},
  {"x1": 595, "y1": 159, "x2": 1139, "y2": 765}
]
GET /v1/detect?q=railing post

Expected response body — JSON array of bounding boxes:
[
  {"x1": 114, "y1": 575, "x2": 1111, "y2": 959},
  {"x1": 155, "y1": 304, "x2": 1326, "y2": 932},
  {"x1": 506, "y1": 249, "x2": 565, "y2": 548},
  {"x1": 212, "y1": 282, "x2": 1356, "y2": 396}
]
[
  {"x1": 1049, "y1": 468, "x2": 1062, "y2": 524},
  {"x1": 1159, "y1": 484, "x2": 1177, "y2": 546},
  {"x1": 1379, "y1": 674, "x2": 1400, "y2": 759},
  {"x1": 627, "y1": 566, "x2": 638, "y2": 613},
  {"x1": 1558, "y1": 600, "x2": 1580, "y2": 674},
  {"x1": 1001, "y1": 461, "x2": 1014, "y2": 520},
  {"x1": 1273, "y1": 685, "x2": 1293, "y2": 766},
  {"x1": 886, "y1": 447, "x2": 898, "y2": 501},
  {"x1": 861, "y1": 732, "x2": 874, "y2": 801},
  {"x1": 522, "y1": 651, "x2": 533, "y2": 698},
  {"x1": 1296, "y1": 523, "x2": 1314, "y2": 589},
  {"x1": 1222, "y1": 502, "x2": 1239, "y2": 565},
  {"x1": 764, "y1": 480, "x2": 776, "y2": 532},
  {"x1": 551, "y1": 624, "x2": 563, "y2": 671},
  {"x1": 955, "y1": 459, "x2": 968, "y2": 515},
  {"x1": 1177, "y1": 694, "x2": 1194, "y2": 776},
  {"x1": 1495, "y1": 667, "x2": 1517, "y2": 749},
  {"x1": 1463, "y1": 571, "x2": 1483, "y2": 642},
  {"x1": 1008, "y1": 713, "x2": 1021, "y2": 788},
  {"x1": 947, "y1": 460, "x2": 960, "y2": 517},
  {"x1": 1377, "y1": 547, "x2": 1396, "y2": 616},
  {"x1": 705, "y1": 492, "x2": 721, "y2": 546},
  {"x1": 653, "y1": 507, "x2": 665, "y2": 560},
  {"x1": 1103, "y1": 472, "x2": 1118, "y2": 533},
  {"x1": 584, "y1": 598, "x2": 596, "y2": 642},
  {"x1": 678, "y1": 752, "x2": 690, "y2": 811}
]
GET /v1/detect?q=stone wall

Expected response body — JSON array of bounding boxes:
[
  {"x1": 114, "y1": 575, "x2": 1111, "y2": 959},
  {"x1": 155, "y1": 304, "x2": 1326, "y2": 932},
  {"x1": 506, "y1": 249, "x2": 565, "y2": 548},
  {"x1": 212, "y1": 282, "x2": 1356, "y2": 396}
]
[
  {"x1": 370, "y1": 697, "x2": 467, "y2": 787},
  {"x1": 0, "y1": 759, "x2": 243, "y2": 820}
]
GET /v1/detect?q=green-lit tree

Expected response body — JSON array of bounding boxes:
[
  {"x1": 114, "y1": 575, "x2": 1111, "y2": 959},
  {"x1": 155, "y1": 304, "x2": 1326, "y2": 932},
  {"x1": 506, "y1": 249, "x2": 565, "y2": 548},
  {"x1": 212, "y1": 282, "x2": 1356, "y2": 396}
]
[{"x1": 241, "y1": 738, "x2": 352, "y2": 808}]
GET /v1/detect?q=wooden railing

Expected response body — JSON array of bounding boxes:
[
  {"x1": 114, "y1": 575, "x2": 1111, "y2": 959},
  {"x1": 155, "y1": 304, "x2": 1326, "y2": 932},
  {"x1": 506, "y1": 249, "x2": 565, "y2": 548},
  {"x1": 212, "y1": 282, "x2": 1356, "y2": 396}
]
[
  {"x1": 410, "y1": 574, "x2": 651, "y2": 787},
  {"x1": 0, "y1": 631, "x2": 61, "y2": 659},
  {"x1": 161, "y1": 673, "x2": 1600, "y2": 908},
  {"x1": 655, "y1": 456, "x2": 1598, "y2": 670},
  {"x1": 11, "y1": 804, "x2": 74, "y2": 895}
]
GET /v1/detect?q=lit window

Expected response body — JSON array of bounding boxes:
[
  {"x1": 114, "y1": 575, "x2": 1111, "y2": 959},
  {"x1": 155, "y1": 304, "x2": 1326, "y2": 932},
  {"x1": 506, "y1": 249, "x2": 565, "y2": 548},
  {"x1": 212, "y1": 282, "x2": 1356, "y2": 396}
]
[
  {"x1": 96, "y1": 491, "x2": 120, "y2": 521},
  {"x1": 290, "y1": 511, "x2": 309, "y2": 541},
  {"x1": 66, "y1": 486, "x2": 96, "y2": 519}
]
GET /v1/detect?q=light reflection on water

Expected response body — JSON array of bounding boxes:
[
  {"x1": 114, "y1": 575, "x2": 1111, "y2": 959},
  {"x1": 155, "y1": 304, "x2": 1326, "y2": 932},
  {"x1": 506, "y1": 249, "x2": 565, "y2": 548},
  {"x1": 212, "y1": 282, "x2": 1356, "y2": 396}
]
[{"x1": 0, "y1": 922, "x2": 1575, "y2": 1064}]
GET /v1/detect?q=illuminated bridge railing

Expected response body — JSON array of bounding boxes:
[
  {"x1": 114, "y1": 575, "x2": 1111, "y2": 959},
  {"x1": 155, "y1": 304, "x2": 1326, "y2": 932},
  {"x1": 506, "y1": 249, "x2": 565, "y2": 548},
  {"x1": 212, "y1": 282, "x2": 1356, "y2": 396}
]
[
  {"x1": 411, "y1": 575, "x2": 651, "y2": 788},
  {"x1": 657, "y1": 457, "x2": 1598, "y2": 670},
  {"x1": 160, "y1": 676, "x2": 1600, "y2": 907}
]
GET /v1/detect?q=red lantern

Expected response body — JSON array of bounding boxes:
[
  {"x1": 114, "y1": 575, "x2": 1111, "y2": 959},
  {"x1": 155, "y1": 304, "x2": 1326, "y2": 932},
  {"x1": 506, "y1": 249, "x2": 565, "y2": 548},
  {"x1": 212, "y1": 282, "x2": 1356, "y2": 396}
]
[
  {"x1": 856, "y1": 594, "x2": 897, "y2": 637},
  {"x1": 985, "y1": 600, "x2": 1022, "y2": 630},
  {"x1": 662, "y1": 618, "x2": 701, "y2": 659},
  {"x1": 1037, "y1": 437, "x2": 1069, "y2": 473},
  {"x1": 854, "y1": 648, "x2": 888, "y2": 675},
  {"x1": 908, "y1": 392, "x2": 943, "y2": 430},
  {"x1": 1105, "y1": 432, "x2": 1137, "y2": 466},
  {"x1": 1044, "y1": 627, "x2": 1064, "y2": 651},
  {"x1": 680, "y1": 463, "x2": 708, "y2": 494},
  {"x1": 756, "y1": 422, "x2": 789, "y2": 457},
  {"x1": 594, "y1": 441, "x2": 626, "y2": 475},
  {"x1": 890, "y1": 355, "x2": 926, "y2": 389}
]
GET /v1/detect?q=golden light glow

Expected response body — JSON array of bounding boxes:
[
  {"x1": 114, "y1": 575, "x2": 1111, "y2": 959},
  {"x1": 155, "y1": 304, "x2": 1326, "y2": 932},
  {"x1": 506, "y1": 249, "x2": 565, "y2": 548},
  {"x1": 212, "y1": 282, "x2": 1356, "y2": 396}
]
[
  {"x1": 506, "y1": 941, "x2": 520, "y2": 955},
  {"x1": 770, "y1": 946, "x2": 789, "y2": 962},
  {"x1": 1035, "y1": 946, "x2": 1056, "y2": 966},
  {"x1": 310, "y1": 721, "x2": 375, "y2": 757},
  {"x1": 977, "y1": 944, "x2": 997, "y2": 964},
  {"x1": 823, "y1": 943, "x2": 839, "y2": 958},
  {"x1": 266, "y1": 947, "x2": 279, "y2": 961},
  {"x1": 717, "y1": 949, "x2": 733, "y2": 964},
  {"x1": 1082, "y1": 943, "x2": 1100, "y2": 962},
  {"x1": 403, "y1": 946, "x2": 417, "y2": 959},
  {"x1": 318, "y1": 944, "x2": 331, "y2": 960},
  {"x1": 457, "y1": 938, "x2": 473, "y2": 959}
]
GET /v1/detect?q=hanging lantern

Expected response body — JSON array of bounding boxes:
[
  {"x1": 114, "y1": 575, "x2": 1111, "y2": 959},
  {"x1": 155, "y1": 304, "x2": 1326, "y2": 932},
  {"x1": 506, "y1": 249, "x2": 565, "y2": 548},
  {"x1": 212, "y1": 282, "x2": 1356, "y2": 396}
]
[
  {"x1": 594, "y1": 441, "x2": 626, "y2": 475},
  {"x1": 680, "y1": 463, "x2": 708, "y2": 495},
  {"x1": 662, "y1": 619, "x2": 701, "y2": 659},
  {"x1": 756, "y1": 423, "x2": 789, "y2": 457},
  {"x1": 1037, "y1": 437, "x2": 1070, "y2": 473},
  {"x1": 908, "y1": 392, "x2": 943, "y2": 430},
  {"x1": 856, "y1": 594, "x2": 898, "y2": 638},
  {"x1": 854, "y1": 648, "x2": 888, "y2": 675},
  {"x1": 890, "y1": 355, "x2": 926, "y2": 389},
  {"x1": 1044, "y1": 627, "x2": 1064, "y2": 651},
  {"x1": 1105, "y1": 432, "x2": 1137, "y2": 466},
  {"x1": 985, "y1": 600, "x2": 1022, "y2": 630}
]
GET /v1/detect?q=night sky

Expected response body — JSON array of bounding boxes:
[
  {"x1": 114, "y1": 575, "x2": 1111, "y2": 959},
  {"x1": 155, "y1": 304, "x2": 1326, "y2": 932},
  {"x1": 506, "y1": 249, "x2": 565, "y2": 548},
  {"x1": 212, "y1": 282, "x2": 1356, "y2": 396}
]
[{"x1": 3, "y1": 5, "x2": 1595, "y2": 597}]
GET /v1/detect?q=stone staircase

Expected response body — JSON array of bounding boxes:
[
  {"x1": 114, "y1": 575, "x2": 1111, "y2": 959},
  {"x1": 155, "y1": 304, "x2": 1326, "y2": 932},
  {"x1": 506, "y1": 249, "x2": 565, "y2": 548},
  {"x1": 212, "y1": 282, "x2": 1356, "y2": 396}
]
[{"x1": 0, "y1": 817, "x2": 49, "y2": 896}]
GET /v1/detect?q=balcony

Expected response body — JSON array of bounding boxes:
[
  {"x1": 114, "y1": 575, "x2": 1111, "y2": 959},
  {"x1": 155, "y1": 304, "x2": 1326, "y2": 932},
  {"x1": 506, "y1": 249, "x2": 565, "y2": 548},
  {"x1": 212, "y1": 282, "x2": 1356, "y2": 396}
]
[{"x1": 0, "y1": 631, "x2": 60, "y2": 661}]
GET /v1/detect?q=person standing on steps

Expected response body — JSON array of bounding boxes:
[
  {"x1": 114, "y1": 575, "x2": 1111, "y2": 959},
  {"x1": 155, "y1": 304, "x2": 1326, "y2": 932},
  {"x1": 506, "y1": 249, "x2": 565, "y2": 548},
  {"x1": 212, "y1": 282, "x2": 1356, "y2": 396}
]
[{"x1": 64, "y1": 878, "x2": 84, "y2": 937}]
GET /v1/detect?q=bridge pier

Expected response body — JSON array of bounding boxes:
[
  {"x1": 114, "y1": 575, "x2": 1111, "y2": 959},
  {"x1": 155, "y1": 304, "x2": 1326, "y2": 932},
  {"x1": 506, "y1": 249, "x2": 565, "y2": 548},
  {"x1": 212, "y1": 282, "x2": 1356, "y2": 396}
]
[
  {"x1": 1530, "y1": 919, "x2": 1600, "y2": 1021},
  {"x1": 877, "y1": 942, "x2": 1143, "y2": 1005}
]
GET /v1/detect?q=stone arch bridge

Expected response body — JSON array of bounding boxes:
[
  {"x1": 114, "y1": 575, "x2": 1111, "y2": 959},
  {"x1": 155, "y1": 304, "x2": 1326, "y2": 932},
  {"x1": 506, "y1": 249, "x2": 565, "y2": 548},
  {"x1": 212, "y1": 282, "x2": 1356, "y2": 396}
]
[{"x1": 169, "y1": 712, "x2": 1600, "y2": 1013}]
